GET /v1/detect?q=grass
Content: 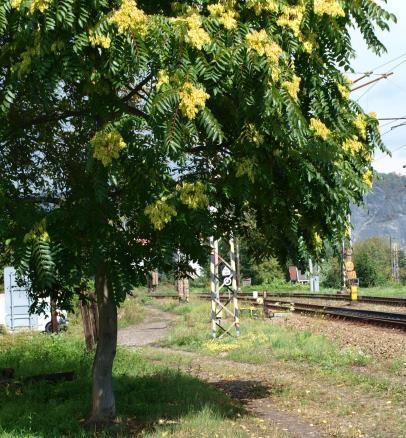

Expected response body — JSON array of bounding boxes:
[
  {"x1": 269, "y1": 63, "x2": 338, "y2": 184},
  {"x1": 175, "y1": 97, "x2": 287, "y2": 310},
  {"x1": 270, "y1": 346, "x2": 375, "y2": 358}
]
[
  {"x1": 154, "y1": 298, "x2": 406, "y2": 436},
  {"x1": 159, "y1": 298, "x2": 372, "y2": 370},
  {"x1": 0, "y1": 331, "x2": 259, "y2": 437}
]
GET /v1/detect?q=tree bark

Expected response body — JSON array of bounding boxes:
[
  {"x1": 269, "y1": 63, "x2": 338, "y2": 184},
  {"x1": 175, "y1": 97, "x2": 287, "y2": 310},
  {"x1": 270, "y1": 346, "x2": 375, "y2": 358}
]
[
  {"x1": 50, "y1": 298, "x2": 59, "y2": 333},
  {"x1": 90, "y1": 263, "x2": 117, "y2": 423}
]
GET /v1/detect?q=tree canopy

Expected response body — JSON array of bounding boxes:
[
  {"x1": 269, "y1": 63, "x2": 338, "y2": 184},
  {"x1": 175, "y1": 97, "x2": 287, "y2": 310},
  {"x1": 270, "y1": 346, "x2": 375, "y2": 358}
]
[{"x1": 0, "y1": 0, "x2": 394, "y2": 422}]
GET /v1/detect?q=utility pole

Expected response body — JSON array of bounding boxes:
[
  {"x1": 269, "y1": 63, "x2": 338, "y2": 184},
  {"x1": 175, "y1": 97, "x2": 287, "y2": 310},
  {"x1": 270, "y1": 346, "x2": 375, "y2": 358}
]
[{"x1": 209, "y1": 237, "x2": 240, "y2": 339}]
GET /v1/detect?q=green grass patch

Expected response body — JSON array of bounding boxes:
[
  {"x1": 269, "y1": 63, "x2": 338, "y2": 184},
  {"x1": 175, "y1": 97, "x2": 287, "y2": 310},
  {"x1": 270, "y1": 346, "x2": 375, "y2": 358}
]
[
  {"x1": 160, "y1": 299, "x2": 371, "y2": 370},
  {"x1": 0, "y1": 332, "x2": 245, "y2": 437}
]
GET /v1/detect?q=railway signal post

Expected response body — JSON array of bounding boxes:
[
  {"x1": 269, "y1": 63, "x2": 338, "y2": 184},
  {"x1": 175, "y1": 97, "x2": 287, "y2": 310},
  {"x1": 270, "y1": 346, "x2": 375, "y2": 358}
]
[{"x1": 209, "y1": 237, "x2": 240, "y2": 338}]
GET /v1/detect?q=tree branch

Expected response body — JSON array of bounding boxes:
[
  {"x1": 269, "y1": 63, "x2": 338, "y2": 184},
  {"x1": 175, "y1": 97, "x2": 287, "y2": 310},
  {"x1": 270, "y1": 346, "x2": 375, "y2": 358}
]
[
  {"x1": 123, "y1": 104, "x2": 149, "y2": 119},
  {"x1": 12, "y1": 110, "x2": 86, "y2": 129},
  {"x1": 122, "y1": 74, "x2": 153, "y2": 102}
]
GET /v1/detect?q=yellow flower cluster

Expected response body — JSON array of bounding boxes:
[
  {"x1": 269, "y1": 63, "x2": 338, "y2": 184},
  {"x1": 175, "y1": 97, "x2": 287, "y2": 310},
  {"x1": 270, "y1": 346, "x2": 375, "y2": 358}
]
[
  {"x1": 156, "y1": 70, "x2": 170, "y2": 90},
  {"x1": 283, "y1": 75, "x2": 301, "y2": 101},
  {"x1": 313, "y1": 232, "x2": 323, "y2": 250},
  {"x1": 247, "y1": 0, "x2": 278, "y2": 15},
  {"x1": 208, "y1": 4, "x2": 237, "y2": 30},
  {"x1": 23, "y1": 219, "x2": 49, "y2": 242},
  {"x1": 144, "y1": 199, "x2": 177, "y2": 230},
  {"x1": 277, "y1": 5, "x2": 304, "y2": 37},
  {"x1": 314, "y1": 0, "x2": 345, "y2": 18},
  {"x1": 246, "y1": 29, "x2": 282, "y2": 64},
  {"x1": 179, "y1": 82, "x2": 210, "y2": 119},
  {"x1": 354, "y1": 113, "x2": 367, "y2": 139},
  {"x1": 92, "y1": 130, "x2": 127, "y2": 166},
  {"x1": 362, "y1": 170, "x2": 373, "y2": 188},
  {"x1": 11, "y1": 0, "x2": 23, "y2": 8},
  {"x1": 236, "y1": 158, "x2": 256, "y2": 182},
  {"x1": 368, "y1": 111, "x2": 377, "y2": 119},
  {"x1": 203, "y1": 340, "x2": 239, "y2": 353},
  {"x1": 29, "y1": 0, "x2": 52, "y2": 13},
  {"x1": 111, "y1": 0, "x2": 148, "y2": 35},
  {"x1": 184, "y1": 14, "x2": 211, "y2": 49},
  {"x1": 177, "y1": 181, "x2": 208, "y2": 209},
  {"x1": 310, "y1": 118, "x2": 330, "y2": 140},
  {"x1": 342, "y1": 136, "x2": 363, "y2": 155},
  {"x1": 89, "y1": 34, "x2": 111, "y2": 49},
  {"x1": 337, "y1": 83, "x2": 350, "y2": 99}
]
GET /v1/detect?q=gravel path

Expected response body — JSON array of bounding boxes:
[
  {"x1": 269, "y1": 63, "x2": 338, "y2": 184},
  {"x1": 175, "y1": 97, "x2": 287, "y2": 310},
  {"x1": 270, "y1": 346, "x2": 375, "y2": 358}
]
[{"x1": 117, "y1": 306, "x2": 174, "y2": 347}]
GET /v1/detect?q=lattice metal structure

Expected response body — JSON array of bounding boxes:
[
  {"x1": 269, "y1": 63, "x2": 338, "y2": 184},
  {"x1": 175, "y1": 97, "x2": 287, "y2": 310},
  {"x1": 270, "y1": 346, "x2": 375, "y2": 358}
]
[
  {"x1": 209, "y1": 237, "x2": 240, "y2": 338},
  {"x1": 391, "y1": 241, "x2": 400, "y2": 283}
]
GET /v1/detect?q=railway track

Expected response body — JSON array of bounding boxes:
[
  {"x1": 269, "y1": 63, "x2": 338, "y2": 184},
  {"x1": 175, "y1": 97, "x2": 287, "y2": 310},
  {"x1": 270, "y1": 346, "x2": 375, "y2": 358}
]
[
  {"x1": 148, "y1": 293, "x2": 406, "y2": 331},
  {"x1": 237, "y1": 292, "x2": 406, "y2": 307}
]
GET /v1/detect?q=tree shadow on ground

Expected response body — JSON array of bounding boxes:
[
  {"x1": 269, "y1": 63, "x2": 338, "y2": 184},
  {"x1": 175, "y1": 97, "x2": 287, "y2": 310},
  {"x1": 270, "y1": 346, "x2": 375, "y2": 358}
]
[{"x1": 0, "y1": 362, "x2": 244, "y2": 437}]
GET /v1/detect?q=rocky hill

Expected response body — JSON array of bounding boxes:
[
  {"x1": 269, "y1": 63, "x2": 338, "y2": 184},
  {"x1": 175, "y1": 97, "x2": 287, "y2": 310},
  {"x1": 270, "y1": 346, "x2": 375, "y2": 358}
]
[{"x1": 351, "y1": 173, "x2": 406, "y2": 248}]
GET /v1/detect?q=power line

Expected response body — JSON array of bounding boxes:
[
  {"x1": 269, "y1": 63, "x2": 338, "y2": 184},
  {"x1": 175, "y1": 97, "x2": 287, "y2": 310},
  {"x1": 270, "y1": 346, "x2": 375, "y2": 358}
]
[
  {"x1": 369, "y1": 51, "x2": 406, "y2": 72},
  {"x1": 374, "y1": 143, "x2": 406, "y2": 161}
]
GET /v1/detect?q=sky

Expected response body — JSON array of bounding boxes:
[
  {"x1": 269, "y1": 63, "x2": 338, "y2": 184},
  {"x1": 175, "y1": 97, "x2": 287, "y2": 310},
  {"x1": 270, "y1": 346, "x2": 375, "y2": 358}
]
[{"x1": 350, "y1": 0, "x2": 406, "y2": 175}]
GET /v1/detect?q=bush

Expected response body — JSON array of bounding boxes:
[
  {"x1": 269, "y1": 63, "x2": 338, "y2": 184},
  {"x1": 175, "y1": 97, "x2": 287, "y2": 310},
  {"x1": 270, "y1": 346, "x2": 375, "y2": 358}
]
[{"x1": 353, "y1": 237, "x2": 391, "y2": 287}]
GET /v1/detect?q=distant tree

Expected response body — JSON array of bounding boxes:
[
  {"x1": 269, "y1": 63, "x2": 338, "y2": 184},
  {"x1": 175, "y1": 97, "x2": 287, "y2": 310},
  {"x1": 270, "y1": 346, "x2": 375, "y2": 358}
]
[
  {"x1": 320, "y1": 256, "x2": 342, "y2": 289},
  {"x1": 353, "y1": 237, "x2": 391, "y2": 287}
]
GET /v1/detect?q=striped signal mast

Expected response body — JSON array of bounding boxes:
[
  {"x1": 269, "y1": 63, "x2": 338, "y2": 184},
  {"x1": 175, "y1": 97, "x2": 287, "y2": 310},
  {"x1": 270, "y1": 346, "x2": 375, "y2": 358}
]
[{"x1": 209, "y1": 237, "x2": 240, "y2": 338}]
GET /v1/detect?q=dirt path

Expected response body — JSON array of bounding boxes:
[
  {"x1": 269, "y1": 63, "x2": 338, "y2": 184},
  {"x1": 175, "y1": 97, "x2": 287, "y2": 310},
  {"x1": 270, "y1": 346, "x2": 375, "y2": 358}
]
[
  {"x1": 118, "y1": 307, "x2": 324, "y2": 437},
  {"x1": 117, "y1": 306, "x2": 174, "y2": 347}
]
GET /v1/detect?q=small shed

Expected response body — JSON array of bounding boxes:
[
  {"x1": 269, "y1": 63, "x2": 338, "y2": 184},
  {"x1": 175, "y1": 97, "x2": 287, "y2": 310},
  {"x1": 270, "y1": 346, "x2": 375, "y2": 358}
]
[{"x1": 2, "y1": 267, "x2": 48, "y2": 331}]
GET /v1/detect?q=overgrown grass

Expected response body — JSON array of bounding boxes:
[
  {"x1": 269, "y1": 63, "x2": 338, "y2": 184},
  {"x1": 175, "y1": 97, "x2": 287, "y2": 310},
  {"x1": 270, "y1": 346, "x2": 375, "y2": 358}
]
[
  {"x1": 0, "y1": 332, "x2": 250, "y2": 437},
  {"x1": 160, "y1": 299, "x2": 372, "y2": 370}
]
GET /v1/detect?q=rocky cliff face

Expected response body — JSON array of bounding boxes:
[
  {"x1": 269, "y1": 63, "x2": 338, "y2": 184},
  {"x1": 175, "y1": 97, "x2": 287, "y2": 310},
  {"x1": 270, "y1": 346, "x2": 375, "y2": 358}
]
[{"x1": 351, "y1": 173, "x2": 406, "y2": 248}]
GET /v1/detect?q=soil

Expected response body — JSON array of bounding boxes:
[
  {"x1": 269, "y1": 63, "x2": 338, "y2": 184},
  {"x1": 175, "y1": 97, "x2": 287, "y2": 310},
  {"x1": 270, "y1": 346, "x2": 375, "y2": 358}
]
[{"x1": 117, "y1": 306, "x2": 173, "y2": 347}]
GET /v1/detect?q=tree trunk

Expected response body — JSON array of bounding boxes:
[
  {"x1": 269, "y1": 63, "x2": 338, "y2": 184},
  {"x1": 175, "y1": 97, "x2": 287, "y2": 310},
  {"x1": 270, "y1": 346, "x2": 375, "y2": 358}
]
[
  {"x1": 50, "y1": 298, "x2": 59, "y2": 333},
  {"x1": 90, "y1": 263, "x2": 117, "y2": 423}
]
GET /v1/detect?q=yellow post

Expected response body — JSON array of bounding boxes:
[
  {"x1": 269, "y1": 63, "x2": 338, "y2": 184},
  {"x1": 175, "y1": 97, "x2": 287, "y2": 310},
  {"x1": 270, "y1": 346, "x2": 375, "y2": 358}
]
[{"x1": 350, "y1": 285, "x2": 358, "y2": 301}]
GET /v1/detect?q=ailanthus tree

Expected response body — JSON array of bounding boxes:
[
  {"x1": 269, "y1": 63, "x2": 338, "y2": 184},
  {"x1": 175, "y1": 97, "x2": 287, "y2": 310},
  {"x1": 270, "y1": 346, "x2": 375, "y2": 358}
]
[{"x1": 0, "y1": 0, "x2": 394, "y2": 424}]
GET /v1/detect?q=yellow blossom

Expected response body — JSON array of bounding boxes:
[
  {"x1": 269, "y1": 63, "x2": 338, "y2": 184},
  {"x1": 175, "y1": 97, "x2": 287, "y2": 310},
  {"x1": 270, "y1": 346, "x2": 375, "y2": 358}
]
[
  {"x1": 283, "y1": 75, "x2": 301, "y2": 101},
  {"x1": 23, "y1": 219, "x2": 49, "y2": 242},
  {"x1": 177, "y1": 181, "x2": 208, "y2": 209},
  {"x1": 218, "y1": 10, "x2": 237, "y2": 30},
  {"x1": 342, "y1": 136, "x2": 363, "y2": 155},
  {"x1": 30, "y1": 0, "x2": 52, "y2": 13},
  {"x1": 277, "y1": 5, "x2": 304, "y2": 37},
  {"x1": 89, "y1": 34, "x2": 111, "y2": 49},
  {"x1": 92, "y1": 129, "x2": 127, "y2": 166},
  {"x1": 354, "y1": 113, "x2": 367, "y2": 140},
  {"x1": 203, "y1": 340, "x2": 239, "y2": 353},
  {"x1": 247, "y1": 0, "x2": 278, "y2": 15},
  {"x1": 111, "y1": 0, "x2": 148, "y2": 35},
  {"x1": 207, "y1": 4, "x2": 225, "y2": 16},
  {"x1": 246, "y1": 29, "x2": 282, "y2": 64},
  {"x1": 337, "y1": 83, "x2": 350, "y2": 99},
  {"x1": 179, "y1": 82, "x2": 210, "y2": 119},
  {"x1": 362, "y1": 170, "x2": 373, "y2": 188},
  {"x1": 11, "y1": 0, "x2": 23, "y2": 8},
  {"x1": 368, "y1": 112, "x2": 377, "y2": 119},
  {"x1": 313, "y1": 232, "x2": 323, "y2": 250},
  {"x1": 156, "y1": 70, "x2": 170, "y2": 90},
  {"x1": 236, "y1": 158, "x2": 256, "y2": 182},
  {"x1": 303, "y1": 41, "x2": 313, "y2": 53},
  {"x1": 310, "y1": 118, "x2": 330, "y2": 140},
  {"x1": 145, "y1": 199, "x2": 177, "y2": 230},
  {"x1": 314, "y1": 0, "x2": 345, "y2": 18},
  {"x1": 185, "y1": 14, "x2": 211, "y2": 49}
]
